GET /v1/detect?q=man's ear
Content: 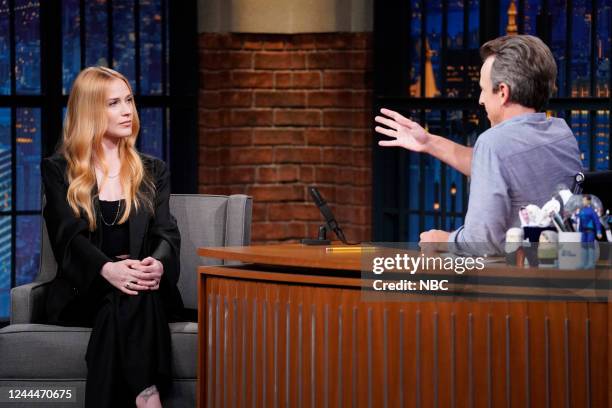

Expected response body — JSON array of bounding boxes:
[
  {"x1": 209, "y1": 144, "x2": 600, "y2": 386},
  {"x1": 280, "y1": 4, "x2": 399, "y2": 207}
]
[{"x1": 498, "y1": 83, "x2": 511, "y2": 104}]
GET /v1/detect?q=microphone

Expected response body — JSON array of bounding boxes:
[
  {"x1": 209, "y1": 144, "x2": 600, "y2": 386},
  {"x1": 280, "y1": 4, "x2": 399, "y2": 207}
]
[
  {"x1": 308, "y1": 187, "x2": 357, "y2": 245},
  {"x1": 309, "y1": 187, "x2": 339, "y2": 232}
]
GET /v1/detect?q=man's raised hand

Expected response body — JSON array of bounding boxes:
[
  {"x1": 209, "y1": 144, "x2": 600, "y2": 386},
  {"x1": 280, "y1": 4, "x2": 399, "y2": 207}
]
[{"x1": 374, "y1": 108, "x2": 430, "y2": 153}]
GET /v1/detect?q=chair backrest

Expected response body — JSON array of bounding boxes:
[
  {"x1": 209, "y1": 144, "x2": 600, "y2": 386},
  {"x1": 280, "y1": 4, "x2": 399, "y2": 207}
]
[
  {"x1": 170, "y1": 194, "x2": 252, "y2": 308},
  {"x1": 38, "y1": 194, "x2": 252, "y2": 310}
]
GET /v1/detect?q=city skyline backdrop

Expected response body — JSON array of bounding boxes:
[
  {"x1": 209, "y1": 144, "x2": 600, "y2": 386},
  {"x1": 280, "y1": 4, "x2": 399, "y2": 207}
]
[{"x1": 401, "y1": 0, "x2": 610, "y2": 240}]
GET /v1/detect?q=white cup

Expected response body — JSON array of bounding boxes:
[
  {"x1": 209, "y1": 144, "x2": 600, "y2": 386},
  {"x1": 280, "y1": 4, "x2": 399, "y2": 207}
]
[{"x1": 558, "y1": 232, "x2": 582, "y2": 270}]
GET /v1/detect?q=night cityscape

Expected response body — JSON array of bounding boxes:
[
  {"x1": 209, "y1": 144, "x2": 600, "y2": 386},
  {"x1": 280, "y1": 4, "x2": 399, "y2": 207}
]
[
  {"x1": 405, "y1": 0, "x2": 611, "y2": 241},
  {"x1": 0, "y1": 0, "x2": 168, "y2": 320}
]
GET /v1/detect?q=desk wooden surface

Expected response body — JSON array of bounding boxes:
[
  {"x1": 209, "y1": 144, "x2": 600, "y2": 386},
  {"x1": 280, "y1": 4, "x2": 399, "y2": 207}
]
[
  {"x1": 199, "y1": 243, "x2": 611, "y2": 286},
  {"x1": 199, "y1": 243, "x2": 363, "y2": 270}
]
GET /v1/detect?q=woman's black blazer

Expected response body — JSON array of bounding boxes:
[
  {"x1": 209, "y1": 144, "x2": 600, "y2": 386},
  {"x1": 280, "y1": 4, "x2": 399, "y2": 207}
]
[{"x1": 41, "y1": 153, "x2": 184, "y2": 324}]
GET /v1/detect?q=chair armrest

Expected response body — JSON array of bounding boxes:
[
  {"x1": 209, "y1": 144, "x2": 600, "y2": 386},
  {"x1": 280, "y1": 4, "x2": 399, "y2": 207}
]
[
  {"x1": 225, "y1": 195, "x2": 252, "y2": 247},
  {"x1": 10, "y1": 280, "x2": 52, "y2": 324},
  {"x1": 224, "y1": 195, "x2": 252, "y2": 266}
]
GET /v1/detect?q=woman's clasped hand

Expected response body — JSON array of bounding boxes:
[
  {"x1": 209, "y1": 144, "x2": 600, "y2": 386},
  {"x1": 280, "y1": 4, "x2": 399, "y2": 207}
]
[{"x1": 100, "y1": 257, "x2": 163, "y2": 295}]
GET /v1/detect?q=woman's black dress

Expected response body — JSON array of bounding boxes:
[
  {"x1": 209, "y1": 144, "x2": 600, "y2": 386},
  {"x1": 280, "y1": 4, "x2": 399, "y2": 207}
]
[
  {"x1": 80, "y1": 200, "x2": 170, "y2": 406},
  {"x1": 41, "y1": 154, "x2": 185, "y2": 408}
]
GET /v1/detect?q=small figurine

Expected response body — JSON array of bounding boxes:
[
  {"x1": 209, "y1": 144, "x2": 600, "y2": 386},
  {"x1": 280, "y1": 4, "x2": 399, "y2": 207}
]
[
  {"x1": 519, "y1": 206, "x2": 530, "y2": 227},
  {"x1": 578, "y1": 195, "x2": 602, "y2": 269},
  {"x1": 578, "y1": 195, "x2": 603, "y2": 243}
]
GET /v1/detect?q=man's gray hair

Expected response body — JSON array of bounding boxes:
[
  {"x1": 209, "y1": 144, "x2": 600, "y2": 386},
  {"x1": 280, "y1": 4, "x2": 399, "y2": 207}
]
[{"x1": 480, "y1": 35, "x2": 557, "y2": 111}]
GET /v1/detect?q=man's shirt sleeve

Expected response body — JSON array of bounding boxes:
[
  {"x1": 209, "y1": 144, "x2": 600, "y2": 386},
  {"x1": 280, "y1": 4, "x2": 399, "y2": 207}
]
[{"x1": 448, "y1": 138, "x2": 511, "y2": 255}]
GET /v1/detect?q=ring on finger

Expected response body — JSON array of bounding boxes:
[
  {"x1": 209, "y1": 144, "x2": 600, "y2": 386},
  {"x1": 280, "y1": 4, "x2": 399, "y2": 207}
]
[{"x1": 125, "y1": 282, "x2": 130, "y2": 288}]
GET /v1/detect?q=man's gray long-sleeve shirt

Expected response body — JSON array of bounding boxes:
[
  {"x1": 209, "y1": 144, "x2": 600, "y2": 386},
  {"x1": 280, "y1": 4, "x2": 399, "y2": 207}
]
[{"x1": 448, "y1": 112, "x2": 582, "y2": 255}]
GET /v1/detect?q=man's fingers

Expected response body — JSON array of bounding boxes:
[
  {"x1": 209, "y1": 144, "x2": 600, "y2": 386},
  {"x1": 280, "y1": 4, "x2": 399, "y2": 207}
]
[
  {"x1": 375, "y1": 126, "x2": 397, "y2": 138},
  {"x1": 380, "y1": 108, "x2": 415, "y2": 127},
  {"x1": 374, "y1": 115, "x2": 400, "y2": 130},
  {"x1": 419, "y1": 231, "x2": 433, "y2": 243},
  {"x1": 378, "y1": 140, "x2": 400, "y2": 147},
  {"x1": 380, "y1": 108, "x2": 399, "y2": 117}
]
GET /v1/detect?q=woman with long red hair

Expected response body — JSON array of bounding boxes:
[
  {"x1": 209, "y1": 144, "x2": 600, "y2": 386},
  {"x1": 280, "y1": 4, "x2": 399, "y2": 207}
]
[{"x1": 42, "y1": 66, "x2": 183, "y2": 408}]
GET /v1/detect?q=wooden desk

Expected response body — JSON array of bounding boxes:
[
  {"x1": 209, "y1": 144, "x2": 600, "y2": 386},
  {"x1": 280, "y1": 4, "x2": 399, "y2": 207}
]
[{"x1": 198, "y1": 244, "x2": 610, "y2": 407}]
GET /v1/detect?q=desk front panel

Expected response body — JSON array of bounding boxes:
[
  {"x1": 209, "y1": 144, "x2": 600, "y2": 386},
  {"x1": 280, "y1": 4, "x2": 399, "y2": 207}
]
[{"x1": 198, "y1": 266, "x2": 609, "y2": 408}]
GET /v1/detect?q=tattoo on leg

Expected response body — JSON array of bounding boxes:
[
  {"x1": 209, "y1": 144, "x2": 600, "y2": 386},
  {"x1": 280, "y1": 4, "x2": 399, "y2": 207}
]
[{"x1": 137, "y1": 385, "x2": 159, "y2": 402}]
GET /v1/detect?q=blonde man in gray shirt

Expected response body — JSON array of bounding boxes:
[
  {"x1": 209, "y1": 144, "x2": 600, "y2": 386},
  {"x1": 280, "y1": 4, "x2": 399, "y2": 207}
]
[{"x1": 374, "y1": 35, "x2": 581, "y2": 255}]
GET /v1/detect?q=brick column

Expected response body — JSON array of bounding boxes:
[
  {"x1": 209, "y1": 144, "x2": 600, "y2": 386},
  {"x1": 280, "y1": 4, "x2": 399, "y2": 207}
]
[{"x1": 198, "y1": 33, "x2": 372, "y2": 243}]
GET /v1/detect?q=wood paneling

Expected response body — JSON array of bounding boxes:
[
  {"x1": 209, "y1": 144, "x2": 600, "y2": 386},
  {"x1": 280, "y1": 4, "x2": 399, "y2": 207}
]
[{"x1": 198, "y1": 264, "x2": 610, "y2": 407}]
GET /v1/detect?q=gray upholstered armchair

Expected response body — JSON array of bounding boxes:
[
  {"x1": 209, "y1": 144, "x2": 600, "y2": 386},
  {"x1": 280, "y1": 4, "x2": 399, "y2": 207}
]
[{"x1": 0, "y1": 194, "x2": 252, "y2": 407}]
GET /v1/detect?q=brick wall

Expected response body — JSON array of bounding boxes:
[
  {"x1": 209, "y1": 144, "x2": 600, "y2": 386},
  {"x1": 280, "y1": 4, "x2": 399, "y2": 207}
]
[{"x1": 198, "y1": 33, "x2": 372, "y2": 243}]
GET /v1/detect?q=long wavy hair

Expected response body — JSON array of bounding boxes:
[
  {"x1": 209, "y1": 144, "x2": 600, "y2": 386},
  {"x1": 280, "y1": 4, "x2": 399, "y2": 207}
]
[{"x1": 60, "y1": 66, "x2": 154, "y2": 231}]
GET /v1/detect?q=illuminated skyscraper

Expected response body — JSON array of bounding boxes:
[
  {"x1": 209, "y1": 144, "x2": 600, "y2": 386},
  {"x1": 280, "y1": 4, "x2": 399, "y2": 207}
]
[
  {"x1": 15, "y1": 108, "x2": 40, "y2": 211},
  {"x1": 14, "y1": 1, "x2": 40, "y2": 94},
  {"x1": 445, "y1": 49, "x2": 480, "y2": 98},
  {"x1": 410, "y1": 40, "x2": 441, "y2": 97},
  {"x1": 113, "y1": 0, "x2": 136, "y2": 87},
  {"x1": 506, "y1": 0, "x2": 518, "y2": 35},
  {"x1": 85, "y1": 0, "x2": 109, "y2": 67},
  {"x1": 594, "y1": 110, "x2": 610, "y2": 170},
  {"x1": 409, "y1": 0, "x2": 422, "y2": 97},
  {"x1": 140, "y1": 0, "x2": 163, "y2": 94},
  {"x1": 522, "y1": 0, "x2": 542, "y2": 35},
  {"x1": 0, "y1": 108, "x2": 10, "y2": 211}
]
